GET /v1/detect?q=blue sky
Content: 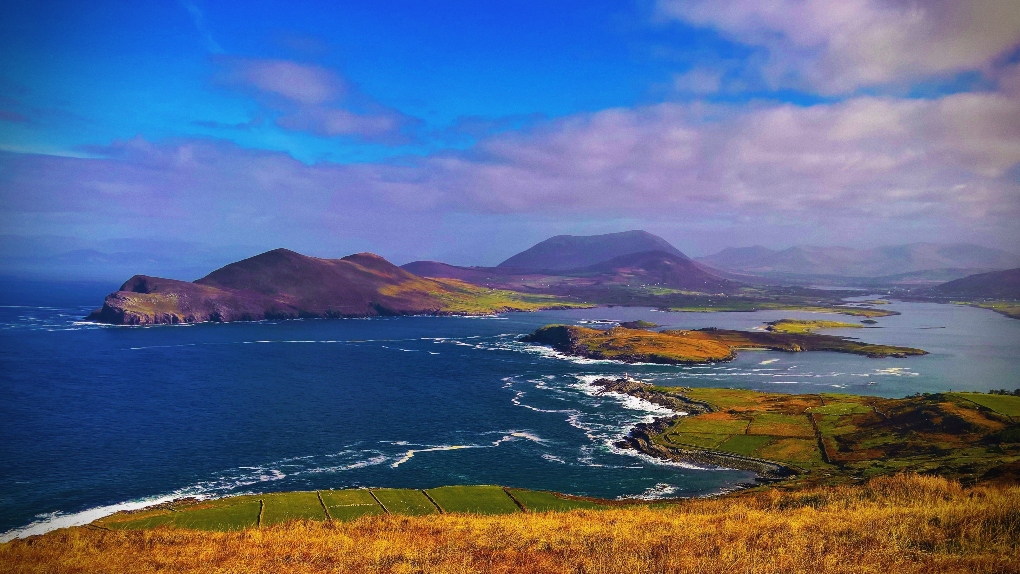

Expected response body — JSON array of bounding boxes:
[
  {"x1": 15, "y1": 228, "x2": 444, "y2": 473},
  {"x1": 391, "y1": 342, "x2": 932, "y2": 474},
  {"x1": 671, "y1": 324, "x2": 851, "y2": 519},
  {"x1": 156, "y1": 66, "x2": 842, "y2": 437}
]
[{"x1": 1, "y1": 1, "x2": 1019, "y2": 278}]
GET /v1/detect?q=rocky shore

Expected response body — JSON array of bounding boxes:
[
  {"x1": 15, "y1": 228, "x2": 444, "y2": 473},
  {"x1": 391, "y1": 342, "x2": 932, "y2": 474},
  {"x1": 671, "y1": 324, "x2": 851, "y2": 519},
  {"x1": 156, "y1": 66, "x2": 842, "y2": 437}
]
[{"x1": 592, "y1": 378, "x2": 800, "y2": 482}]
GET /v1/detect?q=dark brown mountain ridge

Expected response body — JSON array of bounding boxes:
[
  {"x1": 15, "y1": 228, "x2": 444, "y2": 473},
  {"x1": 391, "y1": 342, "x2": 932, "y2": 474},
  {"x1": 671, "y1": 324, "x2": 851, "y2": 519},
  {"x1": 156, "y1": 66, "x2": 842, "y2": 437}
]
[{"x1": 87, "y1": 249, "x2": 580, "y2": 325}]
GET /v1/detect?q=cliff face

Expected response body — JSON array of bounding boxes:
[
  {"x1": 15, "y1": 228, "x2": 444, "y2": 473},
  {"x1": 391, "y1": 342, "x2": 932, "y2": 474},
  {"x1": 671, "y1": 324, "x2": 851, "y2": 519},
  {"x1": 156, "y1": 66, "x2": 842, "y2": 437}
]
[{"x1": 86, "y1": 249, "x2": 576, "y2": 325}]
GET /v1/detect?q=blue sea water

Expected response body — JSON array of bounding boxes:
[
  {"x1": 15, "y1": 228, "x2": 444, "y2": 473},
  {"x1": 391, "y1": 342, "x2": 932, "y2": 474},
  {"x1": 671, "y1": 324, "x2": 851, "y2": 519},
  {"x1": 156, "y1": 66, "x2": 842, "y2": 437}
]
[{"x1": 1, "y1": 286, "x2": 1018, "y2": 540}]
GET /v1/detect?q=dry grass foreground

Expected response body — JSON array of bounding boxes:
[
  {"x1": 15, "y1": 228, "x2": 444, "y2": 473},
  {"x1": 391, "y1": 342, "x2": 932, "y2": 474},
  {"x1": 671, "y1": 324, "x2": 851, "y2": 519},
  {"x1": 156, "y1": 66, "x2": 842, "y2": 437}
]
[{"x1": 3, "y1": 475, "x2": 1018, "y2": 573}]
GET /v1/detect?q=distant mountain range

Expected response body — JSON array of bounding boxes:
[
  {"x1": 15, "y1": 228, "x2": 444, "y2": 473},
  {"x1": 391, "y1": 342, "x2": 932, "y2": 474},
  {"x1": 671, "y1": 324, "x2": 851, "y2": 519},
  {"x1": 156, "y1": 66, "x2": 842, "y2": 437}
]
[
  {"x1": 87, "y1": 249, "x2": 575, "y2": 325},
  {"x1": 696, "y1": 243, "x2": 1020, "y2": 280}
]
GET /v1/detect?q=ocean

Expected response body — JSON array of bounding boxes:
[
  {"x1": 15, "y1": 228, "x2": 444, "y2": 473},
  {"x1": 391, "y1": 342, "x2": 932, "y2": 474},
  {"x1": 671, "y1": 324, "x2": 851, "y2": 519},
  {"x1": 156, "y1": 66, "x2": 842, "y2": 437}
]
[{"x1": 2, "y1": 285, "x2": 1018, "y2": 540}]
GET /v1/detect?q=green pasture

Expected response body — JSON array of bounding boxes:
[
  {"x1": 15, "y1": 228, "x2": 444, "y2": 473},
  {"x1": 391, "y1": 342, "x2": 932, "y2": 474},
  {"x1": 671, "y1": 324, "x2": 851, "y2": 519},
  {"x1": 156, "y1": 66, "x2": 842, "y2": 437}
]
[
  {"x1": 951, "y1": 393, "x2": 1020, "y2": 418},
  {"x1": 506, "y1": 490, "x2": 607, "y2": 512},
  {"x1": 260, "y1": 491, "x2": 326, "y2": 526},
  {"x1": 371, "y1": 488, "x2": 440, "y2": 515},
  {"x1": 425, "y1": 486, "x2": 521, "y2": 515},
  {"x1": 95, "y1": 485, "x2": 628, "y2": 532}
]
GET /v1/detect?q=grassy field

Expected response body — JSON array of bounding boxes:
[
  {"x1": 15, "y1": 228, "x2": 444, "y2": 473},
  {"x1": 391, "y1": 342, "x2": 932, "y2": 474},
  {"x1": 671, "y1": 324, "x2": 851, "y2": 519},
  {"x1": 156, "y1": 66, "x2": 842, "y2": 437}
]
[
  {"x1": 320, "y1": 489, "x2": 385, "y2": 521},
  {"x1": 640, "y1": 387, "x2": 1020, "y2": 485},
  {"x1": 5, "y1": 475, "x2": 1018, "y2": 573},
  {"x1": 961, "y1": 301, "x2": 1020, "y2": 319},
  {"x1": 427, "y1": 278, "x2": 593, "y2": 314},
  {"x1": 98, "y1": 486, "x2": 604, "y2": 533},
  {"x1": 369, "y1": 489, "x2": 439, "y2": 516},
  {"x1": 259, "y1": 492, "x2": 326, "y2": 526},
  {"x1": 426, "y1": 486, "x2": 521, "y2": 515},
  {"x1": 765, "y1": 319, "x2": 865, "y2": 334},
  {"x1": 951, "y1": 392, "x2": 1020, "y2": 419},
  {"x1": 505, "y1": 490, "x2": 607, "y2": 512}
]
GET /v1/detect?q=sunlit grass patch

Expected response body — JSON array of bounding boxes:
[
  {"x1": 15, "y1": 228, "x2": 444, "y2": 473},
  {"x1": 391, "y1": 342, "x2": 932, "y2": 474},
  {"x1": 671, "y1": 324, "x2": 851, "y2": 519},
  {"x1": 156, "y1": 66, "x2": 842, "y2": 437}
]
[
  {"x1": 766, "y1": 319, "x2": 864, "y2": 334},
  {"x1": 370, "y1": 488, "x2": 439, "y2": 515},
  {"x1": 663, "y1": 432, "x2": 731, "y2": 449},
  {"x1": 757, "y1": 438, "x2": 823, "y2": 465},
  {"x1": 808, "y1": 402, "x2": 873, "y2": 415},
  {"x1": 425, "y1": 485, "x2": 521, "y2": 515},
  {"x1": 670, "y1": 412, "x2": 748, "y2": 435},
  {"x1": 747, "y1": 413, "x2": 815, "y2": 437},
  {"x1": 718, "y1": 434, "x2": 773, "y2": 456},
  {"x1": 952, "y1": 393, "x2": 1020, "y2": 418},
  {"x1": 507, "y1": 490, "x2": 607, "y2": 512},
  {"x1": 104, "y1": 499, "x2": 262, "y2": 532},
  {"x1": 260, "y1": 492, "x2": 325, "y2": 526},
  {"x1": 319, "y1": 490, "x2": 385, "y2": 521}
]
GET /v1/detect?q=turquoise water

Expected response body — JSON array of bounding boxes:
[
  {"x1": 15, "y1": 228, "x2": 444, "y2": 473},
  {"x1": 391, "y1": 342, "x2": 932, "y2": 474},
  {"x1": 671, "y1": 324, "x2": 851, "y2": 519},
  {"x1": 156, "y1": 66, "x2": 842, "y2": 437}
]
[{"x1": 1, "y1": 291, "x2": 1017, "y2": 540}]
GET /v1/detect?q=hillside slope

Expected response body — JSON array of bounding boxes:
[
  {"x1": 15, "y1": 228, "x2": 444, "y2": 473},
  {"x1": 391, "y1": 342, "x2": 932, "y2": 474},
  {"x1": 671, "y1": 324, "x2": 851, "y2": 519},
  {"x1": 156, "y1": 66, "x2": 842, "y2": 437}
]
[
  {"x1": 87, "y1": 249, "x2": 579, "y2": 325},
  {"x1": 3, "y1": 475, "x2": 1016, "y2": 573},
  {"x1": 928, "y1": 268, "x2": 1020, "y2": 299}
]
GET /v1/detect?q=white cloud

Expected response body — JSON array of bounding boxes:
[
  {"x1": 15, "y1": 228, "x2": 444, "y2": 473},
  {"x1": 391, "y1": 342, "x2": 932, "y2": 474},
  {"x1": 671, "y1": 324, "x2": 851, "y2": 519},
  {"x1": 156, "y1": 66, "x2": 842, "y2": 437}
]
[{"x1": 658, "y1": 0, "x2": 1020, "y2": 93}]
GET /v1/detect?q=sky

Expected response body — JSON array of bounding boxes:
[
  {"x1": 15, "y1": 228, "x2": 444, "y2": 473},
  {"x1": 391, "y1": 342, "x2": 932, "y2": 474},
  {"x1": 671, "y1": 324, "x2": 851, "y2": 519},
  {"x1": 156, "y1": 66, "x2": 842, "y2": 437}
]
[{"x1": 1, "y1": 0, "x2": 1019, "y2": 279}]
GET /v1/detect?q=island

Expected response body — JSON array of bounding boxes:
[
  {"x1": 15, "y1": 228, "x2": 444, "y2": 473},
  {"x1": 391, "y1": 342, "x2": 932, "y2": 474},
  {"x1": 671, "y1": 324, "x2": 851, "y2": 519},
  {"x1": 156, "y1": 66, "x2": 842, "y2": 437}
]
[{"x1": 520, "y1": 324, "x2": 926, "y2": 364}]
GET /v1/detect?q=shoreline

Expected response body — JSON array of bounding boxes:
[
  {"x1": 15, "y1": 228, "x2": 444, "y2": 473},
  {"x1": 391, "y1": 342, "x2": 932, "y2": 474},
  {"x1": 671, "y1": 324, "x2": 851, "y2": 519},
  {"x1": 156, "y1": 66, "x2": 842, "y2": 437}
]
[{"x1": 591, "y1": 378, "x2": 800, "y2": 483}]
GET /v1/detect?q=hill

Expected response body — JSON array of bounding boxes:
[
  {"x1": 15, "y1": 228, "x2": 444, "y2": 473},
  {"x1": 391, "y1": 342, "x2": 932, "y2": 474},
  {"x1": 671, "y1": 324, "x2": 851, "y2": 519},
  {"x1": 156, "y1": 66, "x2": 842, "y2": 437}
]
[
  {"x1": 575, "y1": 250, "x2": 733, "y2": 292},
  {"x1": 497, "y1": 230, "x2": 687, "y2": 271},
  {"x1": 86, "y1": 249, "x2": 581, "y2": 325},
  {"x1": 697, "y1": 243, "x2": 1019, "y2": 278},
  {"x1": 403, "y1": 250, "x2": 737, "y2": 296},
  {"x1": 4, "y1": 475, "x2": 1016, "y2": 573},
  {"x1": 928, "y1": 268, "x2": 1020, "y2": 299}
]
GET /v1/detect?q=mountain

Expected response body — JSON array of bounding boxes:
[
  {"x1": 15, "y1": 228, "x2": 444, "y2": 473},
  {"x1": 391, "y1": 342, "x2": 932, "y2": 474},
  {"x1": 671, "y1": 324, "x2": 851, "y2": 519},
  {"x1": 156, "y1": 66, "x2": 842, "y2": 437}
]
[
  {"x1": 402, "y1": 250, "x2": 737, "y2": 295},
  {"x1": 497, "y1": 230, "x2": 687, "y2": 271},
  {"x1": 697, "y1": 243, "x2": 1020, "y2": 278},
  {"x1": 927, "y1": 268, "x2": 1020, "y2": 299},
  {"x1": 87, "y1": 249, "x2": 576, "y2": 325}
]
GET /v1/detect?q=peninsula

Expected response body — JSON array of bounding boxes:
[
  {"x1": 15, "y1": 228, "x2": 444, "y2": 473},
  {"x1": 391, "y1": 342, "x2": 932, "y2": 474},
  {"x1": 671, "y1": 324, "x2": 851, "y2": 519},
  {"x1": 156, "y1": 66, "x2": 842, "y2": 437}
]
[
  {"x1": 86, "y1": 249, "x2": 585, "y2": 325},
  {"x1": 521, "y1": 324, "x2": 926, "y2": 363}
]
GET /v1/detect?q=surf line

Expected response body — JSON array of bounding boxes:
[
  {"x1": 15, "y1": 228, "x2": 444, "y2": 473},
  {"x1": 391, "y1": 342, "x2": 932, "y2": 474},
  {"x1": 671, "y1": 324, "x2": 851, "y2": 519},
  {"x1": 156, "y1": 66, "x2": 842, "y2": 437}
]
[{"x1": 390, "y1": 432, "x2": 545, "y2": 468}]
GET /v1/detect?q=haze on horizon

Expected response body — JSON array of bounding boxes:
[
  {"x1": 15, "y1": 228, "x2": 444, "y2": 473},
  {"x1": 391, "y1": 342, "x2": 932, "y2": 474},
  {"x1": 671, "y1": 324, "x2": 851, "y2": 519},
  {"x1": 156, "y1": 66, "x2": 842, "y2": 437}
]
[{"x1": 1, "y1": 0, "x2": 1019, "y2": 280}]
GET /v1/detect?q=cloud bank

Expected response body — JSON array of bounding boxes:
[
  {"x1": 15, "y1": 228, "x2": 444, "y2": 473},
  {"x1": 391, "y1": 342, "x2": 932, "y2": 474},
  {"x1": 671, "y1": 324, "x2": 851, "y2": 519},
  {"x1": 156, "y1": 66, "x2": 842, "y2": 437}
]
[
  {"x1": 3, "y1": 78, "x2": 1018, "y2": 256},
  {"x1": 659, "y1": 0, "x2": 1020, "y2": 93}
]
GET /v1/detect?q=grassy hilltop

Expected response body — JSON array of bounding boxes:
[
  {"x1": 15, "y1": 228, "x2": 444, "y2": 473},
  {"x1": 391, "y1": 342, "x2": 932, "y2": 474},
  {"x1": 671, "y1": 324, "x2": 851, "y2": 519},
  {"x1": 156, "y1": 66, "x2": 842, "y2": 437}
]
[{"x1": 2, "y1": 475, "x2": 1017, "y2": 573}]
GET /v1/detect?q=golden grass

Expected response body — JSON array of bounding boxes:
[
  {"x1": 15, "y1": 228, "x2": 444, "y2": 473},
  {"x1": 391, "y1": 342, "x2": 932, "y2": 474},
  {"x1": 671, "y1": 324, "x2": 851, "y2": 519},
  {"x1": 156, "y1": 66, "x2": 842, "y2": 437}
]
[{"x1": 2, "y1": 475, "x2": 1017, "y2": 574}]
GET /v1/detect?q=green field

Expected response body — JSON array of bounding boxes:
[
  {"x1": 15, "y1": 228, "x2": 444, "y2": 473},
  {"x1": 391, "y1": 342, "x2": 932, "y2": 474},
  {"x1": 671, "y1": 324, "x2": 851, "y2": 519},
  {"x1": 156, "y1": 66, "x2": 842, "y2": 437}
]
[
  {"x1": 105, "y1": 498, "x2": 262, "y2": 531},
  {"x1": 506, "y1": 490, "x2": 606, "y2": 512},
  {"x1": 260, "y1": 492, "x2": 326, "y2": 526},
  {"x1": 765, "y1": 319, "x2": 864, "y2": 334},
  {"x1": 425, "y1": 486, "x2": 521, "y2": 515},
  {"x1": 951, "y1": 393, "x2": 1020, "y2": 418},
  {"x1": 319, "y1": 489, "x2": 385, "y2": 521},
  {"x1": 96, "y1": 485, "x2": 624, "y2": 532},
  {"x1": 717, "y1": 434, "x2": 772, "y2": 456},
  {"x1": 371, "y1": 488, "x2": 440, "y2": 515}
]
